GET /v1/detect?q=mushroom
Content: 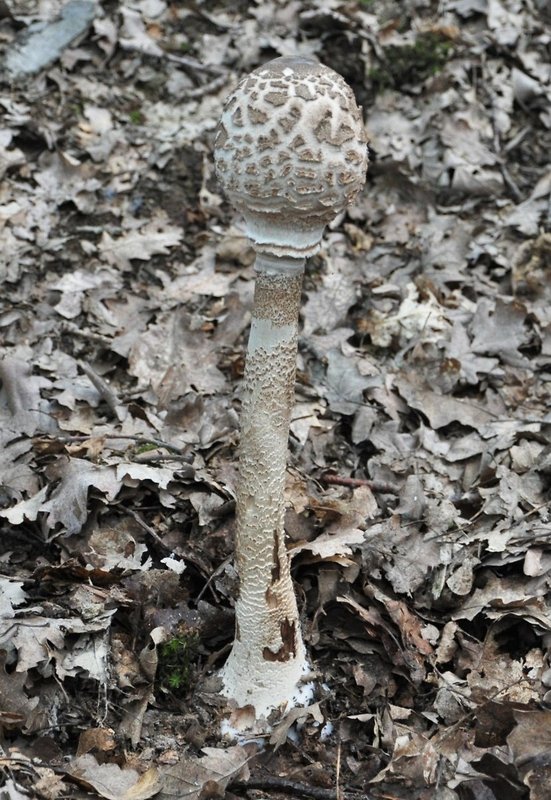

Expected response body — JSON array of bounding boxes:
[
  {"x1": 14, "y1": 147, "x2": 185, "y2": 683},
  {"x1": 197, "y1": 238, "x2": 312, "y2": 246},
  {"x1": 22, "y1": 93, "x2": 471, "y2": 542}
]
[{"x1": 214, "y1": 56, "x2": 368, "y2": 723}]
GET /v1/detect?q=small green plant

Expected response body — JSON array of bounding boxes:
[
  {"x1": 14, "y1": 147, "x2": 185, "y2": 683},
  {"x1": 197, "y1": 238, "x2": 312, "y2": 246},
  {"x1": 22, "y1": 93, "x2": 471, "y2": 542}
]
[
  {"x1": 369, "y1": 32, "x2": 452, "y2": 92},
  {"x1": 158, "y1": 630, "x2": 200, "y2": 692},
  {"x1": 129, "y1": 109, "x2": 144, "y2": 125},
  {"x1": 135, "y1": 441, "x2": 158, "y2": 454}
]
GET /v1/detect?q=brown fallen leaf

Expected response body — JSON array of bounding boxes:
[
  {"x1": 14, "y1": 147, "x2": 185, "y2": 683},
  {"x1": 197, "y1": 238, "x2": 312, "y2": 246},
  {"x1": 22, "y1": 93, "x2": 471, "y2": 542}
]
[
  {"x1": 77, "y1": 727, "x2": 117, "y2": 757},
  {"x1": 508, "y1": 710, "x2": 551, "y2": 800},
  {"x1": 269, "y1": 702, "x2": 323, "y2": 750},
  {"x1": 394, "y1": 372, "x2": 495, "y2": 429},
  {"x1": 66, "y1": 754, "x2": 161, "y2": 799},
  {"x1": 118, "y1": 688, "x2": 155, "y2": 747},
  {"x1": 159, "y1": 744, "x2": 254, "y2": 799}
]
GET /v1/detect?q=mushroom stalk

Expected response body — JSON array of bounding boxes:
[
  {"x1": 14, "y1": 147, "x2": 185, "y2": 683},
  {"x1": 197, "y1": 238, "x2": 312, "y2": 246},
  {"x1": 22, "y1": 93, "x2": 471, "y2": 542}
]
[
  {"x1": 221, "y1": 254, "x2": 307, "y2": 717},
  {"x1": 214, "y1": 55, "x2": 368, "y2": 723}
]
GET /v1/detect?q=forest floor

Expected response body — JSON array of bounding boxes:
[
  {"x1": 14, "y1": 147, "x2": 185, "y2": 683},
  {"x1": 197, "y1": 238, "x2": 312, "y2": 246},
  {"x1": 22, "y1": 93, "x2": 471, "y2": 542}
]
[{"x1": 1, "y1": 1, "x2": 551, "y2": 799}]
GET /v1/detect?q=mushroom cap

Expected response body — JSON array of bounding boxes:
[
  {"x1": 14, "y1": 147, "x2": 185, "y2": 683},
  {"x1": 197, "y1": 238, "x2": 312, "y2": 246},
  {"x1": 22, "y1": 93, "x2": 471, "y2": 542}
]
[{"x1": 215, "y1": 56, "x2": 368, "y2": 259}]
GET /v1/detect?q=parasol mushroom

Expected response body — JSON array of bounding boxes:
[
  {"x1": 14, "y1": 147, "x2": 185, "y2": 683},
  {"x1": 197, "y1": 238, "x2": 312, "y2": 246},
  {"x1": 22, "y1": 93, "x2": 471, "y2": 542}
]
[{"x1": 214, "y1": 55, "x2": 368, "y2": 723}]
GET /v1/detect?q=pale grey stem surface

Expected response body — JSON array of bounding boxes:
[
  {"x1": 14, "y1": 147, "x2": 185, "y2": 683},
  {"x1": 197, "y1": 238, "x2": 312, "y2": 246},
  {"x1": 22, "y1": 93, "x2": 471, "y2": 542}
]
[{"x1": 221, "y1": 256, "x2": 310, "y2": 717}]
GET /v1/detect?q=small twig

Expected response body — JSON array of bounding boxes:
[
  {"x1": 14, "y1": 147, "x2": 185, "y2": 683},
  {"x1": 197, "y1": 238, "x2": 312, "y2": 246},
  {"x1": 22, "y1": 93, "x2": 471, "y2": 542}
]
[
  {"x1": 180, "y1": 72, "x2": 228, "y2": 99},
  {"x1": 61, "y1": 321, "x2": 112, "y2": 345},
  {"x1": 231, "y1": 777, "x2": 368, "y2": 800},
  {"x1": 194, "y1": 555, "x2": 232, "y2": 603},
  {"x1": 125, "y1": 507, "x2": 169, "y2": 551},
  {"x1": 321, "y1": 473, "x2": 400, "y2": 494},
  {"x1": 163, "y1": 51, "x2": 226, "y2": 75},
  {"x1": 500, "y1": 162, "x2": 523, "y2": 202},
  {"x1": 503, "y1": 125, "x2": 530, "y2": 152},
  {"x1": 132, "y1": 452, "x2": 195, "y2": 469},
  {"x1": 493, "y1": 129, "x2": 523, "y2": 202},
  {"x1": 120, "y1": 40, "x2": 226, "y2": 75},
  {"x1": 42, "y1": 433, "x2": 192, "y2": 456},
  {"x1": 78, "y1": 360, "x2": 125, "y2": 421}
]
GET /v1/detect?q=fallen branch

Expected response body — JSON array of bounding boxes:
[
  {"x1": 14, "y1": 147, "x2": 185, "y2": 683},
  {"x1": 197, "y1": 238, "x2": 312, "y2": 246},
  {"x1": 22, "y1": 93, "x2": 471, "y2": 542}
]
[
  {"x1": 321, "y1": 473, "x2": 400, "y2": 494},
  {"x1": 231, "y1": 776, "x2": 369, "y2": 799}
]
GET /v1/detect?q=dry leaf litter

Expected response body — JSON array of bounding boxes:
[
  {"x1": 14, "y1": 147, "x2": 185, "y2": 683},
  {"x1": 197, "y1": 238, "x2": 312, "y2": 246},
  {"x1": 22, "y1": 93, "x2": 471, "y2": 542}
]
[{"x1": 0, "y1": 0, "x2": 550, "y2": 798}]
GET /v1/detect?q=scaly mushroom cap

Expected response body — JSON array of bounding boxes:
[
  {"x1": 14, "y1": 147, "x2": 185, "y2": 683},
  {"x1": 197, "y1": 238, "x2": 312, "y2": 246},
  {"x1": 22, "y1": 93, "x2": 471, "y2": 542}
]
[{"x1": 214, "y1": 56, "x2": 368, "y2": 259}]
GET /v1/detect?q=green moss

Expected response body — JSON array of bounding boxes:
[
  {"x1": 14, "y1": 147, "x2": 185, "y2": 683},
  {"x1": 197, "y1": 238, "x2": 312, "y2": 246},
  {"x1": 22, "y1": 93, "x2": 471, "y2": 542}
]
[
  {"x1": 369, "y1": 32, "x2": 452, "y2": 92},
  {"x1": 158, "y1": 630, "x2": 200, "y2": 692},
  {"x1": 129, "y1": 109, "x2": 144, "y2": 125},
  {"x1": 135, "y1": 441, "x2": 157, "y2": 454}
]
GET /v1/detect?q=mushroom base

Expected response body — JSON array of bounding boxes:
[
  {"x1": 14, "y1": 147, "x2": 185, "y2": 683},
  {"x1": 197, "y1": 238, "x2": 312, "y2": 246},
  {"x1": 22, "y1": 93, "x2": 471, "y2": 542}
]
[{"x1": 221, "y1": 634, "x2": 312, "y2": 724}]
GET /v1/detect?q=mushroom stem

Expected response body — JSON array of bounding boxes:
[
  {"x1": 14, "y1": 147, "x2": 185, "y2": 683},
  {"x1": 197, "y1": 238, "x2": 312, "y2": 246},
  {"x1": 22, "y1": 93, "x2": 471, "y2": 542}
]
[{"x1": 221, "y1": 255, "x2": 309, "y2": 717}]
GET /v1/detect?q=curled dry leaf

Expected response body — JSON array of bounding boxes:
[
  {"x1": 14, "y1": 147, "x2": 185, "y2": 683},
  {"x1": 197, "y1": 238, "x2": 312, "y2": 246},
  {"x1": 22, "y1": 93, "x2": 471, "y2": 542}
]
[
  {"x1": 65, "y1": 754, "x2": 161, "y2": 800},
  {"x1": 159, "y1": 745, "x2": 253, "y2": 800}
]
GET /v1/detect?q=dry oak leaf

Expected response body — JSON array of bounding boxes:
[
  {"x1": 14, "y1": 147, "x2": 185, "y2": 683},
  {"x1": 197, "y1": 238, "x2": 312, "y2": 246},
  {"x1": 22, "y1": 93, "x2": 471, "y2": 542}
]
[
  {"x1": 0, "y1": 651, "x2": 40, "y2": 732},
  {"x1": 365, "y1": 516, "x2": 441, "y2": 595},
  {"x1": 77, "y1": 727, "x2": 117, "y2": 757},
  {"x1": 383, "y1": 597, "x2": 433, "y2": 657},
  {"x1": 40, "y1": 457, "x2": 122, "y2": 535},
  {"x1": 370, "y1": 725, "x2": 439, "y2": 787},
  {"x1": 99, "y1": 221, "x2": 182, "y2": 271},
  {"x1": 0, "y1": 353, "x2": 53, "y2": 437},
  {"x1": 119, "y1": 687, "x2": 155, "y2": 747},
  {"x1": 394, "y1": 372, "x2": 495, "y2": 429},
  {"x1": 159, "y1": 745, "x2": 252, "y2": 799},
  {"x1": 128, "y1": 310, "x2": 226, "y2": 402},
  {"x1": 0, "y1": 485, "x2": 49, "y2": 526},
  {"x1": 0, "y1": 611, "x2": 114, "y2": 679},
  {"x1": 323, "y1": 348, "x2": 378, "y2": 415},
  {"x1": 65, "y1": 754, "x2": 161, "y2": 799},
  {"x1": 451, "y1": 573, "x2": 550, "y2": 625},
  {"x1": 0, "y1": 578, "x2": 27, "y2": 618},
  {"x1": 470, "y1": 297, "x2": 529, "y2": 367},
  {"x1": 508, "y1": 710, "x2": 551, "y2": 800}
]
